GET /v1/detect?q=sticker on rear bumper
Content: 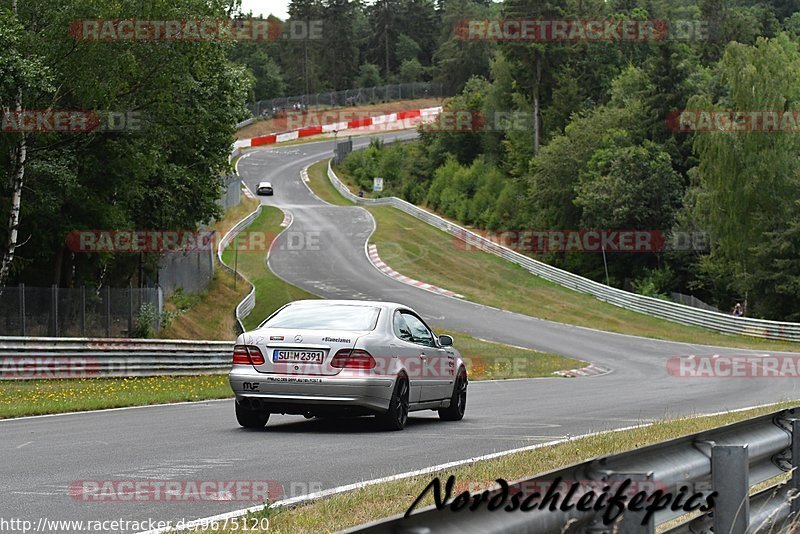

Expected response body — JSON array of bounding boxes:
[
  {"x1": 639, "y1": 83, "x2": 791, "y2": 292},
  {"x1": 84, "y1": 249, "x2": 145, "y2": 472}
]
[{"x1": 262, "y1": 376, "x2": 323, "y2": 383}]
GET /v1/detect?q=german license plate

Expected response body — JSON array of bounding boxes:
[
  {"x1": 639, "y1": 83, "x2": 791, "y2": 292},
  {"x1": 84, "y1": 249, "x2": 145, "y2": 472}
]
[{"x1": 273, "y1": 350, "x2": 324, "y2": 364}]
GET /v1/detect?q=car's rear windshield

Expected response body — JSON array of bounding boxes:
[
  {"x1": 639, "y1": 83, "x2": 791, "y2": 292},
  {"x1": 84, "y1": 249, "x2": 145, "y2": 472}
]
[{"x1": 262, "y1": 304, "x2": 380, "y2": 331}]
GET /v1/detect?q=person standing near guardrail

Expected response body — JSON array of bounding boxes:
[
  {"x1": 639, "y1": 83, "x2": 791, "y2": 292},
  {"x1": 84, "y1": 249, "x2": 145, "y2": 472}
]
[{"x1": 732, "y1": 302, "x2": 743, "y2": 317}]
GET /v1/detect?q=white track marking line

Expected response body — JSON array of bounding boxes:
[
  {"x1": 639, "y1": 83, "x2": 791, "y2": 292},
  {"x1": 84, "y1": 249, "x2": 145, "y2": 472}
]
[{"x1": 0, "y1": 398, "x2": 231, "y2": 423}]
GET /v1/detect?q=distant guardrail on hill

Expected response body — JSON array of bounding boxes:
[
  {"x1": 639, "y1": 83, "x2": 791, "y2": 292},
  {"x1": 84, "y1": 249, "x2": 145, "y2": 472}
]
[
  {"x1": 327, "y1": 160, "x2": 800, "y2": 342},
  {"x1": 217, "y1": 203, "x2": 262, "y2": 335}
]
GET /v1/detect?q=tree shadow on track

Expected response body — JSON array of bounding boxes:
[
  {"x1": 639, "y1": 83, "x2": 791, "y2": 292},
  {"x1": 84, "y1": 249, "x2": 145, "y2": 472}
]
[{"x1": 235, "y1": 415, "x2": 444, "y2": 434}]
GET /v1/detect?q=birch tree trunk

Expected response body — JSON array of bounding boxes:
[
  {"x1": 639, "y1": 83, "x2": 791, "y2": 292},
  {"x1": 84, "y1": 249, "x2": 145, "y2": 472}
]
[
  {"x1": 0, "y1": 91, "x2": 26, "y2": 286},
  {"x1": 532, "y1": 50, "x2": 541, "y2": 155},
  {"x1": 0, "y1": 0, "x2": 26, "y2": 286}
]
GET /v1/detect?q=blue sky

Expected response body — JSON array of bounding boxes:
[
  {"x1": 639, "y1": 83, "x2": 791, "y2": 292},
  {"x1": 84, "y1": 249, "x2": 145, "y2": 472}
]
[{"x1": 240, "y1": 0, "x2": 290, "y2": 19}]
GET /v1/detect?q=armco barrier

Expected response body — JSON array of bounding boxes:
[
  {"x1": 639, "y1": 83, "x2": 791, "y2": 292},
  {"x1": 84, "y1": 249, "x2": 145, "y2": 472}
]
[
  {"x1": 0, "y1": 337, "x2": 232, "y2": 379},
  {"x1": 217, "y1": 203, "x2": 262, "y2": 335},
  {"x1": 348, "y1": 407, "x2": 800, "y2": 533},
  {"x1": 327, "y1": 160, "x2": 800, "y2": 342}
]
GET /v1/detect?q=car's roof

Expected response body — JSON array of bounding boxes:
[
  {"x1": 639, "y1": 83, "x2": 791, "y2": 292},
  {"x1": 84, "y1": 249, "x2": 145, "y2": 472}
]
[
  {"x1": 286, "y1": 299, "x2": 407, "y2": 310},
  {"x1": 258, "y1": 181, "x2": 272, "y2": 186}
]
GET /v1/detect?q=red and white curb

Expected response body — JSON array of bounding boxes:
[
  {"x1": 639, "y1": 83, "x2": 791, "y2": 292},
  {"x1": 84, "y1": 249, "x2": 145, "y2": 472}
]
[
  {"x1": 233, "y1": 106, "x2": 442, "y2": 150},
  {"x1": 280, "y1": 211, "x2": 293, "y2": 228},
  {"x1": 367, "y1": 244, "x2": 463, "y2": 299},
  {"x1": 553, "y1": 364, "x2": 610, "y2": 378}
]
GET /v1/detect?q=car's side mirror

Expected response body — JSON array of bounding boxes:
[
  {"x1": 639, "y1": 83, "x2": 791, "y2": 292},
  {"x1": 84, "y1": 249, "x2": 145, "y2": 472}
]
[{"x1": 438, "y1": 334, "x2": 453, "y2": 347}]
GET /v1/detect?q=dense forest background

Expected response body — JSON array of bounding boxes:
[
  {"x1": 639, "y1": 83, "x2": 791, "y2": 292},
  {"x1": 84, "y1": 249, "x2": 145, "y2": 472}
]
[
  {"x1": 3, "y1": 0, "x2": 800, "y2": 320},
  {"x1": 324, "y1": 0, "x2": 800, "y2": 321}
]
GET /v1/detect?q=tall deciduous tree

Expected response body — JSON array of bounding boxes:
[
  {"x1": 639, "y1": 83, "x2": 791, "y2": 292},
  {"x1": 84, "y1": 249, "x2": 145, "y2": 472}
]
[
  {"x1": 321, "y1": 0, "x2": 360, "y2": 90},
  {"x1": 287, "y1": 0, "x2": 323, "y2": 94},
  {"x1": 431, "y1": 0, "x2": 494, "y2": 94},
  {"x1": 692, "y1": 33, "x2": 800, "y2": 311},
  {"x1": 0, "y1": 5, "x2": 52, "y2": 286},
  {"x1": 500, "y1": 0, "x2": 563, "y2": 154},
  {"x1": 1, "y1": 0, "x2": 249, "y2": 288}
]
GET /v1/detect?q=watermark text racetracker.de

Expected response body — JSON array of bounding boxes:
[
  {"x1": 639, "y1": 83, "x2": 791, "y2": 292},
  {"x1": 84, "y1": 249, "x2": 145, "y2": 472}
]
[
  {"x1": 455, "y1": 19, "x2": 709, "y2": 41},
  {"x1": 667, "y1": 355, "x2": 800, "y2": 377},
  {"x1": 1, "y1": 356, "x2": 100, "y2": 379},
  {"x1": 454, "y1": 230, "x2": 710, "y2": 253},
  {"x1": 65, "y1": 230, "x2": 321, "y2": 253},
  {"x1": 69, "y1": 479, "x2": 280, "y2": 502},
  {"x1": 1, "y1": 110, "x2": 143, "y2": 133},
  {"x1": 0, "y1": 517, "x2": 269, "y2": 533},
  {"x1": 667, "y1": 110, "x2": 800, "y2": 132},
  {"x1": 70, "y1": 18, "x2": 323, "y2": 42}
]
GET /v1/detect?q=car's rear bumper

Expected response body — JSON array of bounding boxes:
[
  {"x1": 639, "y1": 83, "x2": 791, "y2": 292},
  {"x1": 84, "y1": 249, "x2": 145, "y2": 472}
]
[{"x1": 229, "y1": 367, "x2": 394, "y2": 414}]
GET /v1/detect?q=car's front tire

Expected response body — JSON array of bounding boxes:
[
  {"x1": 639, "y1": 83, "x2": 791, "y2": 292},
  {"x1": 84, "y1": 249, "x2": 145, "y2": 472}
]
[
  {"x1": 378, "y1": 374, "x2": 409, "y2": 431},
  {"x1": 236, "y1": 401, "x2": 270, "y2": 428},
  {"x1": 439, "y1": 367, "x2": 467, "y2": 421}
]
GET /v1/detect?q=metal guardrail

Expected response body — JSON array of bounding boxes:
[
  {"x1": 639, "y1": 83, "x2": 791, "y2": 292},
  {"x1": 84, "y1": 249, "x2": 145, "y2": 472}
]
[
  {"x1": 0, "y1": 336, "x2": 232, "y2": 378},
  {"x1": 328, "y1": 161, "x2": 800, "y2": 342},
  {"x1": 235, "y1": 117, "x2": 256, "y2": 130},
  {"x1": 348, "y1": 407, "x2": 800, "y2": 533},
  {"x1": 217, "y1": 202, "x2": 262, "y2": 335}
]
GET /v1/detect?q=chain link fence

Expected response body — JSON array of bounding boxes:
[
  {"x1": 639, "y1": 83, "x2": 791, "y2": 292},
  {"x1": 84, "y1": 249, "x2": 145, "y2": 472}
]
[
  {"x1": 156, "y1": 174, "x2": 242, "y2": 299},
  {"x1": 0, "y1": 284, "x2": 161, "y2": 337},
  {"x1": 218, "y1": 174, "x2": 241, "y2": 211},
  {"x1": 670, "y1": 292, "x2": 721, "y2": 313},
  {"x1": 247, "y1": 82, "x2": 446, "y2": 119}
]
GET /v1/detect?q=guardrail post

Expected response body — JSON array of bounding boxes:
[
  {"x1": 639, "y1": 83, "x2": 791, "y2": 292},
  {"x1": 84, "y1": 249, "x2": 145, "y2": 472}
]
[
  {"x1": 792, "y1": 419, "x2": 800, "y2": 515},
  {"x1": 712, "y1": 444, "x2": 749, "y2": 534},
  {"x1": 128, "y1": 283, "x2": 133, "y2": 336},
  {"x1": 80, "y1": 285, "x2": 86, "y2": 337},
  {"x1": 51, "y1": 284, "x2": 58, "y2": 337},
  {"x1": 610, "y1": 472, "x2": 655, "y2": 534},
  {"x1": 105, "y1": 285, "x2": 111, "y2": 337},
  {"x1": 19, "y1": 282, "x2": 25, "y2": 336}
]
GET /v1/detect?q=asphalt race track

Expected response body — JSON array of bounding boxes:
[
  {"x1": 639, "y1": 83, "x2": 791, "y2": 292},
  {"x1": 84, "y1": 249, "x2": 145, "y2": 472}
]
[{"x1": 3, "y1": 131, "x2": 799, "y2": 532}]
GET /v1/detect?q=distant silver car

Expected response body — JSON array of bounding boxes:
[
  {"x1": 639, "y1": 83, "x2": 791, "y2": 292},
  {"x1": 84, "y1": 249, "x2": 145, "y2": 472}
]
[
  {"x1": 256, "y1": 181, "x2": 273, "y2": 195},
  {"x1": 229, "y1": 300, "x2": 467, "y2": 430}
]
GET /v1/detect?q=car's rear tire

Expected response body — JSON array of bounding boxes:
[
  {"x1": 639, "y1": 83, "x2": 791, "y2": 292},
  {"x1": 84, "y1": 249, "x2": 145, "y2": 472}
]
[
  {"x1": 236, "y1": 402, "x2": 270, "y2": 428},
  {"x1": 378, "y1": 375, "x2": 409, "y2": 431},
  {"x1": 439, "y1": 367, "x2": 467, "y2": 421}
]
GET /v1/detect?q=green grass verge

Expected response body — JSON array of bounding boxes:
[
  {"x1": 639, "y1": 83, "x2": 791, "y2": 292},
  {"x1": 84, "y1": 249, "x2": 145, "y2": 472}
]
[
  {"x1": 204, "y1": 400, "x2": 800, "y2": 534},
  {"x1": 220, "y1": 206, "x2": 318, "y2": 330},
  {"x1": 439, "y1": 329, "x2": 583, "y2": 380},
  {"x1": 0, "y1": 333, "x2": 579, "y2": 419},
  {"x1": 221, "y1": 203, "x2": 581, "y2": 378},
  {"x1": 367, "y1": 205, "x2": 800, "y2": 352},
  {"x1": 306, "y1": 159, "x2": 354, "y2": 206},
  {"x1": 324, "y1": 163, "x2": 800, "y2": 351},
  {"x1": 0, "y1": 375, "x2": 231, "y2": 419}
]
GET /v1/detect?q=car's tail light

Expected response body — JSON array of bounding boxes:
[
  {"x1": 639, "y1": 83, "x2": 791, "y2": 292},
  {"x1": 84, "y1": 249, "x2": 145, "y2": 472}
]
[
  {"x1": 247, "y1": 346, "x2": 265, "y2": 365},
  {"x1": 233, "y1": 345, "x2": 265, "y2": 366},
  {"x1": 331, "y1": 349, "x2": 376, "y2": 369}
]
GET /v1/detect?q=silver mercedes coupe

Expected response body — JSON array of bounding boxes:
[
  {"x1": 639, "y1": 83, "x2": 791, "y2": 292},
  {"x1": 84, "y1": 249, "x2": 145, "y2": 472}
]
[{"x1": 229, "y1": 299, "x2": 468, "y2": 430}]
